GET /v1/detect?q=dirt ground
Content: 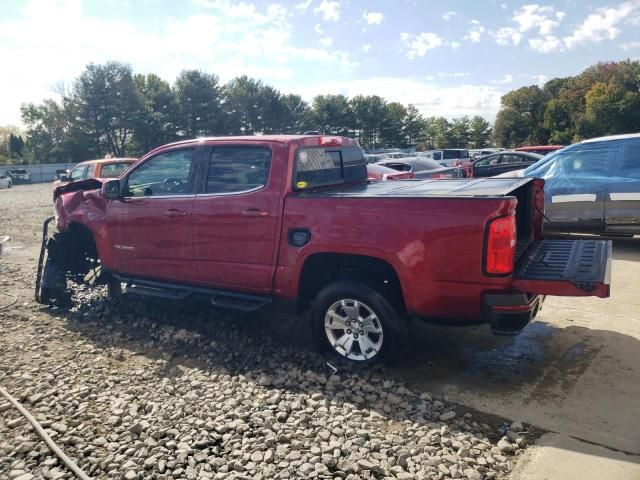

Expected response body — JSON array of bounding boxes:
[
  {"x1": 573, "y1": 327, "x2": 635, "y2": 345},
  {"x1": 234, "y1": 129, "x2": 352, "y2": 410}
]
[{"x1": 1, "y1": 183, "x2": 639, "y2": 479}]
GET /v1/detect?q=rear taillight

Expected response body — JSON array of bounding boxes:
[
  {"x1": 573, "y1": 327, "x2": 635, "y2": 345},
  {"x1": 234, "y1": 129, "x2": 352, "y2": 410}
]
[
  {"x1": 431, "y1": 173, "x2": 452, "y2": 179},
  {"x1": 485, "y1": 215, "x2": 516, "y2": 275}
]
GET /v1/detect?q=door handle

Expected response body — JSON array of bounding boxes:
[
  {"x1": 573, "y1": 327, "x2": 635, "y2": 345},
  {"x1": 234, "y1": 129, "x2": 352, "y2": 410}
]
[
  {"x1": 164, "y1": 209, "x2": 187, "y2": 217},
  {"x1": 241, "y1": 208, "x2": 269, "y2": 217}
]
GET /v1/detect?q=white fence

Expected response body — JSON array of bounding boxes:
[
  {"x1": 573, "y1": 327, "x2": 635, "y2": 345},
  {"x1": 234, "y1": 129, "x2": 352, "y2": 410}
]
[{"x1": 4, "y1": 163, "x2": 76, "y2": 183}]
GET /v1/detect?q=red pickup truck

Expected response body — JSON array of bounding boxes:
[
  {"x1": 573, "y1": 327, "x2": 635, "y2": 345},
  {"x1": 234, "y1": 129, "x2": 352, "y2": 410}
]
[{"x1": 37, "y1": 135, "x2": 612, "y2": 364}]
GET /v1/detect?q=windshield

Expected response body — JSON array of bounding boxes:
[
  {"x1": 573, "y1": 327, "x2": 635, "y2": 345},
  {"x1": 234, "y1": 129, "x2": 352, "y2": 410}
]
[
  {"x1": 524, "y1": 144, "x2": 572, "y2": 176},
  {"x1": 100, "y1": 161, "x2": 133, "y2": 178}
]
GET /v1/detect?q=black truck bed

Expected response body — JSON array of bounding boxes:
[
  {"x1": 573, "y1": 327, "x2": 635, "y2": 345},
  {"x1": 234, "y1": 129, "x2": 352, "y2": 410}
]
[{"x1": 295, "y1": 178, "x2": 534, "y2": 199}]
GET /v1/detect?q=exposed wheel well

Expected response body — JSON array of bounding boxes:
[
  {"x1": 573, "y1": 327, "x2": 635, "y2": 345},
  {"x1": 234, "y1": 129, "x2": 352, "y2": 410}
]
[
  {"x1": 48, "y1": 222, "x2": 99, "y2": 278},
  {"x1": 298, "y1": 253, "x2": 405, "y2": 313}
]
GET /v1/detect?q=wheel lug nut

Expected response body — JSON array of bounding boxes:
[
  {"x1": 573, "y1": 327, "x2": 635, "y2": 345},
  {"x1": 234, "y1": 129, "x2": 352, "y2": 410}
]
[
  {"x1": 359, "y1": 330, "x2": 364, "y2": 335},
  {"x1": 347, "y1": 329, "x2": 351, "y2": 334}
]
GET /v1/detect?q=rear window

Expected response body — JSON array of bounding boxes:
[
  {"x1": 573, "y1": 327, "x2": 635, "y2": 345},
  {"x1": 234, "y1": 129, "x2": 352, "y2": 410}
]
[
  {"x1": 100, "y1": 162, "x2": 133, "y2": 178},
  {"x1": 10, "y1": 169, "x2": 28, "y2": 174},
  {"x1": 293, "y1": 146, "x2": 366, "y2": 190}
]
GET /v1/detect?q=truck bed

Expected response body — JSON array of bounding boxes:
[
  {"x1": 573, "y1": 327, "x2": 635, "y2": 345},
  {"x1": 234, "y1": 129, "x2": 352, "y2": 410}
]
[{"x1": 295, "y1": 178, "x2": 534, "y2": 198}]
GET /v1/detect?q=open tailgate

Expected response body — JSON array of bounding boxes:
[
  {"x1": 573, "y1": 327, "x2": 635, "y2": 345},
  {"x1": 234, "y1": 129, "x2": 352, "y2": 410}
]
[{"x1": 512, "y1": 239, "x2": 612, "y2": 298}]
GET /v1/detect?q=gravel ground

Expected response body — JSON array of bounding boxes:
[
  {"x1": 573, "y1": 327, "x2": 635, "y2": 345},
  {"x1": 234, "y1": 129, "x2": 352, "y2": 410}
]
[{"x1": 0, "y1": 184, "x2": 531, "y2": 480}]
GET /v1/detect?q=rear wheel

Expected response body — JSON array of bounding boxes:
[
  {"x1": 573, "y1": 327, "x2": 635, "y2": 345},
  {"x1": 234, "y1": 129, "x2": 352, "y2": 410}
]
[{"x1": 311, "y1": 281, "x2": 408, "y2": 364}]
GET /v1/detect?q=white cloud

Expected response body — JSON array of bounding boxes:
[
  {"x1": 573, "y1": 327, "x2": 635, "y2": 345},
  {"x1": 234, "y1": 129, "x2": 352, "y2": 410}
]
[
  {"x1": 468, "y1": 19, "x2": 481, "y2": 25},
  {"x1": 361, "y1": 43, "x2": 371, "y2": 52},
  {"x1": 449, "y1": 41, "x2": 461, "y2": 49},
  {"x1": 314, "y1": 0, "x2": 340, "y2": 21},
  {"x1": 564, "y1": 1, "x2": 640, "y2": 49},
  {"x1": 295, "y1": 0, "x2": 312, "y2": 12},
  {"x1": 494, "y1": 27, "x2": 522, "y2": 46},
  {"x1": 362, "y1": 10, "x2": 384, "y2": 25},
  {"x1": 620, "y1": 41, "x2": 640, "y2": 50},
  {"x1": 501, "y1": 2, "x2": 508, "y2": 10},
  {"x1": 491, "y1": 74, "x2": 514, "y2": 84},
  {"x1": 513, "y1": 4, "x2": 565, "y2": 35},
  {"x1": 319, "y1": 36, "x2": 333, "y2": 47},
  {"x1": 531, "y1": 74, "x2": 548, "y2": 85},
  {"x1": 442, "y1": 11, "x2": 457, "y2": 21},
  {"x1": 529, "y1": 35, "x2": 563, "y2": 53},
  {"x1": 464, "y1": 25, "x2": 485, "y2": 43},
  {"x1": 400, "y1": 32, "x2": 443, "y2": 59},
  {"x1": 438, "y1": 72, "x2": 470, "y2": 78},
  {"x1": 291, "y1": 76, "x2": 505, "y2": 120},
  {"x1": 314, "y1": 23, "x2": 324, "y2": 34},
  {"x1": 0, "y1": 0, "x2": 356, "y2": 125}
]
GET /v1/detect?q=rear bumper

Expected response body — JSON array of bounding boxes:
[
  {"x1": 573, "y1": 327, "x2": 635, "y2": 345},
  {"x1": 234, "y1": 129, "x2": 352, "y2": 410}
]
[{"x1": 483, "y1": 292, "x2": 544, "y2": 335}]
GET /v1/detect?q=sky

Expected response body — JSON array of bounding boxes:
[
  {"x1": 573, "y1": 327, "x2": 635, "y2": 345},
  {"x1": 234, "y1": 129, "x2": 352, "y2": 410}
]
[{"x1": 0, "y1": 0, "x2": 639, "y2": 126}]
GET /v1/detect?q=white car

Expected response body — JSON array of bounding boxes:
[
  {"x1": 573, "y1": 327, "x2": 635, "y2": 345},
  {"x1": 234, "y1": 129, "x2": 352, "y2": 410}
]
[{"x1": 0, "y1": 174, "x2": 13, "y2": 189}]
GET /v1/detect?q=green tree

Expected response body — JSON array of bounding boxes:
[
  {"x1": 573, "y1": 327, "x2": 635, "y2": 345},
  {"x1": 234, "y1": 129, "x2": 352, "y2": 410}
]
[
  {"x1": 71, "y1": 62, "x2": 141, "y2": 157},
  {"x1": 174, "y1": 70, "x2": 221, "y2": 137},
  {"x1": 404, "y1": 104, "x2": 426, "y2": 146},
  {"x1": 380, "y1": 102, "x2": 407, "y2": 148},
  {"x1": 133, "y1": 73, "x2": 179, "y2": 152},
  {"x1": 469, "y1": 116, "x2": 492, "y2": 148},
  {"x1": 311, "y1": 94, "x2": 353, "y2": 137}
]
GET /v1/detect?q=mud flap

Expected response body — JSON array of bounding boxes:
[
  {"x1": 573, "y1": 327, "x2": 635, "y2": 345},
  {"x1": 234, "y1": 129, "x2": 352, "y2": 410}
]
[{"x1": 512, "y1": 239, "x2": 612, "y2": 298}]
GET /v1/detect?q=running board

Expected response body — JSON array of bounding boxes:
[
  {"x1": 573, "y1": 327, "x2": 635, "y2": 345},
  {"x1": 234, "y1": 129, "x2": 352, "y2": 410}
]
[{"x1": 116, "y1": 275, "x2": 272, "y2": 312}]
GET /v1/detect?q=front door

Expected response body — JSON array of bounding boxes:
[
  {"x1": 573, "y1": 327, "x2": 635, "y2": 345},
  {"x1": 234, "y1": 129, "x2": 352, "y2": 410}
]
[
  {"x1": 605, "y1": 138, "x2": 640, "y2": 232},
  {"x1": 543, "y1": 141, "x2": 617, "y2": 233},
  {"x1": 192, "y1": 144, "x2": 283, "y2": 292},
  {"x1": 113, "y1": 147, "x2": 197, "y2": 282}
]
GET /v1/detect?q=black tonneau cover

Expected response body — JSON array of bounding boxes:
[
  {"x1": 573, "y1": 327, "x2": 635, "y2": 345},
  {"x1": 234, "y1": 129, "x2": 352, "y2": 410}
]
[{"x1": 296, "y1": 178, "x2": 534, "y2": 198}]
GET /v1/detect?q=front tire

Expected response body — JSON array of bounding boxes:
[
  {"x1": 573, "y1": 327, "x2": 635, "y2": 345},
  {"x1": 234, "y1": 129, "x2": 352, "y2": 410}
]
[{"x1": 311, "y1": 281, "x2": 408, "y2": 364}]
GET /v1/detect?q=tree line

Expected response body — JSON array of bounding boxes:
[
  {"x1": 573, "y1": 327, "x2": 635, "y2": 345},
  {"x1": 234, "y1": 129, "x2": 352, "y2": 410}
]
[
  {"x1": 494, "y1": 59, "x2": 640, "y2": 147},
  {"x1": 2, "y1": 62, "x2": 493, "y2": 165}
]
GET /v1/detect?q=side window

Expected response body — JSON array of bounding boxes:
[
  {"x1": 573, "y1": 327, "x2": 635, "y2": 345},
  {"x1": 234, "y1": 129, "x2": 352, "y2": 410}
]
[
  {"x1": 618, "y1": 140, "x2": 640, "y2": 179},
  {"x1": 557, "y1": 142, "x2": 616, "y2": 177},
  {"x1": 70, "y1": 165, "x2": 88, "y2": 181},
  {"x1": 503, "y1": 154, "x2": 522, "y2": 164},
  {"x1": 126, "y1": 149, "x2": 194, "y2": 197},
  {"x1": 433, "y1": 152, "x2": 442, "y2": 161},
  {"x1": 206, "y1": 147, "x2": 271, "y2": 194}
]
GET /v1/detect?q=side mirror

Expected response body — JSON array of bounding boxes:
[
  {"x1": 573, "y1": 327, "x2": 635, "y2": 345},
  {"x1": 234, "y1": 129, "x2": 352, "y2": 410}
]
[
  {"x1": 59, "y1": 174, "x2": 70, "y2": 182},
  {"x1": 103, "y1": 179, "x2": 121, "y2": 199}
]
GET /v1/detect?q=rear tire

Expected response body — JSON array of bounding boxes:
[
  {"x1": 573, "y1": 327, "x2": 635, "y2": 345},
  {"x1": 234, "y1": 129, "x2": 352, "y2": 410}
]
[{"x1": 311, "y1": 280, "x2": 408, "y2": 364}]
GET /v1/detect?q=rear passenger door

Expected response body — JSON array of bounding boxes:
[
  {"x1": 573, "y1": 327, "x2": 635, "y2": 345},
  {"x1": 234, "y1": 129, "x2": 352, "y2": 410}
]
[
  {"x1": 605, "y1": 139, "x2": 640, "y2": 232},
  {"x1": 192, "y1": 144, "x2": 284, "y2": 292}
]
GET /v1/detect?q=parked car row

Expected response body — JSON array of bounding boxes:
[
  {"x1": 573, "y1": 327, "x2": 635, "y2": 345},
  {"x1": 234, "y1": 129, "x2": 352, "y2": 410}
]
[{"x1": 5, "y1": 168, "x2": 30, "y2": 184}]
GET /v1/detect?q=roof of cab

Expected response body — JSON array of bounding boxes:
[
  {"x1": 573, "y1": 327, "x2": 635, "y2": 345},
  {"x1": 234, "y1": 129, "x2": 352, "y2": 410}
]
[
  {"x1": 146, "y1": 135, "x2": 360, "y2": 156},
  {"x1": 582, "y1": 132, "x2": 640, "y2": 143}
]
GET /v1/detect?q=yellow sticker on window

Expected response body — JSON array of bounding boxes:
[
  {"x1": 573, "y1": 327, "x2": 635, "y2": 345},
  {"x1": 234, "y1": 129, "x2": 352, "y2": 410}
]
[{"x1": 296, "y1": 181, "x2": 308, "y2": 189}]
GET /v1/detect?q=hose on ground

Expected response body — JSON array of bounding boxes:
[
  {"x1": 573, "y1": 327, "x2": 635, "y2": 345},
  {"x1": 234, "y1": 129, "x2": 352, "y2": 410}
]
[{"x1": 0, "y1": 385, "x2": 93, "y2": 480}]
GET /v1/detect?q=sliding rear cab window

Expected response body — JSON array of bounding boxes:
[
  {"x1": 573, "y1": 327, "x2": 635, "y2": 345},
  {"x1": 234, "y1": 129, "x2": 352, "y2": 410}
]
[{"x1": 293, "y1": 146, "x2": 366, "y2": 190}]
